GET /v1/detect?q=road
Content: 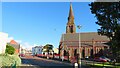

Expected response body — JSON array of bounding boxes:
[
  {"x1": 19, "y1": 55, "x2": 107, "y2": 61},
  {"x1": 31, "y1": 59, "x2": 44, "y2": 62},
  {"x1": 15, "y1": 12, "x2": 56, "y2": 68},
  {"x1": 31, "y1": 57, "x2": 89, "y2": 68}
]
[
  {"x1": 21, "y1": 56, "x2": 89, "y2": 68},
  {"x1": 21, "y1": 56, "x2": 73, "y2": 68}
]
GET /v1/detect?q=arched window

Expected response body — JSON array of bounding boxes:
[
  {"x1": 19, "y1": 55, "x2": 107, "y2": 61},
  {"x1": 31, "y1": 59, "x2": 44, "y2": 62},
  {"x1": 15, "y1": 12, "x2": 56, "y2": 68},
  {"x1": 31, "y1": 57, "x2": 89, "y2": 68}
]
[
  {"x1": 69, "y1": 25, "x2": 73, "y2": 33},
  {"x1": 64, "y1": 50, "x2": 67, "y2": 56},
  {"x1": 74, "y1": 49, "x2": 77, "y2": 56},
  {"x1": 88, "y1": 48, "x2": 90, "y2": 56},
  {"x1": 90, "y1": 49, "x2": 93, "y2": 58},
  {"x1": 82, "y1": 49, "x2": 85, "y2": 58}
]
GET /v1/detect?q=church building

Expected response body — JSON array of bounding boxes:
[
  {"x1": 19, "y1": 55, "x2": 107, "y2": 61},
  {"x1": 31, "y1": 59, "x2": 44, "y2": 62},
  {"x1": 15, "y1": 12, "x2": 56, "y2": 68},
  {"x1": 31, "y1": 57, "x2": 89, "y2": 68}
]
[{"x1": 59, "y1": 3, "x2": 109, "y2": 62}]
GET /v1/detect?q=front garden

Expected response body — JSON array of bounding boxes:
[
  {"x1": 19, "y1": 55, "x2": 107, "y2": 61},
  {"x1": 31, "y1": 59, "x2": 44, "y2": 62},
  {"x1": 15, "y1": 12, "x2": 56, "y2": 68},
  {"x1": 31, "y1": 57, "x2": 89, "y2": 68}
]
[
  {"x1": 0, "y1": 44, "x2": 21, "y2": 67},
  {"x1": 0, "y1": 54, "x2": 21, "y2": 67}
]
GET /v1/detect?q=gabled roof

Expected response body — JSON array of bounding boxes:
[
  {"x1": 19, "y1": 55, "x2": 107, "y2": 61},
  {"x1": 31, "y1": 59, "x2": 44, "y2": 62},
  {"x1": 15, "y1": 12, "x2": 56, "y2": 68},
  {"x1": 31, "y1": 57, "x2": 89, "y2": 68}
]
[
  {"x1": 60, "y1": 32, "x2": 109, "y2": 46},
  {"x1": 61, "y1": 32, "x2": 109, "y2": 42},
  {"x1": 10, "y1": 40, "x2": 19, "y2": 45},
  {"x1": 9, "y1": 40, "x2": 20, "y2": 49}
]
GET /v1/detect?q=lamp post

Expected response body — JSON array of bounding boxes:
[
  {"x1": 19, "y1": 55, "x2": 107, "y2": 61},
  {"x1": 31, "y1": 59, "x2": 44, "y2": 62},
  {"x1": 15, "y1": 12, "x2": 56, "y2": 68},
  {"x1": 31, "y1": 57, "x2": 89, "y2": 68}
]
[
  {"x1": 77, "y1": 25, "x2": 82, "y2": 68},
  {"x1": 61, "y1": 33, "x2": 64, "y2": 61}
]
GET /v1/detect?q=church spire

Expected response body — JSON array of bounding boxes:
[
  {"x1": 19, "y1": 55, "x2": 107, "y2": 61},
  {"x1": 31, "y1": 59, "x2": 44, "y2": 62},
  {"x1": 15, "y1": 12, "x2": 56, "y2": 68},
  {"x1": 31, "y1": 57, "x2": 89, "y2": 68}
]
[
  {"x1": 68, "y1": 2, "x2": 74, "y2": 20},
  {"x1": 66, "y1": 3, "x2": 76, "y2": 34}
]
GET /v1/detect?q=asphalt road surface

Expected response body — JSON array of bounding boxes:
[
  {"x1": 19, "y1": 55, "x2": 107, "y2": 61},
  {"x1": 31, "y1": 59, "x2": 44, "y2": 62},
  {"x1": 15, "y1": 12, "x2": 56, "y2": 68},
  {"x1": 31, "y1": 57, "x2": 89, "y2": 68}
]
[
  {"x1": 21, "y1": 56, "x2": 73, "y2": 68},
  {"x1": 21, "y1": 56, "x2": 89, "y2": 68}
]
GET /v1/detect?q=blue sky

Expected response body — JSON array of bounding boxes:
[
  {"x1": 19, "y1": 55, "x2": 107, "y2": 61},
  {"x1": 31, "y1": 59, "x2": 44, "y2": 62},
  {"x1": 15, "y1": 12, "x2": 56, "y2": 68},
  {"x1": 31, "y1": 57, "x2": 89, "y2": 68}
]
[{"x1": 2, "y1": 2, "x2": 98, "y2": 48}]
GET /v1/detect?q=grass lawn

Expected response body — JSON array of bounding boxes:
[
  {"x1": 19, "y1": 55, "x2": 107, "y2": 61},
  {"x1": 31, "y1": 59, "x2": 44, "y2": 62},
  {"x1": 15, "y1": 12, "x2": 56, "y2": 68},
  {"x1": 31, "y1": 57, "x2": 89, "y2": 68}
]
[{"x1": 87, "y1": 62, "x2": 120, "y2": 68}]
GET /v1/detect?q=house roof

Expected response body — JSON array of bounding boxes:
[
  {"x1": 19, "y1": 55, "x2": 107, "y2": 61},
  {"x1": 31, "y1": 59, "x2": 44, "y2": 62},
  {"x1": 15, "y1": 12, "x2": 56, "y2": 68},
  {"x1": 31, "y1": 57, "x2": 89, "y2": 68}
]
[
  {"x1": 60, "y1": 32, "x2": 109, "y2": 46},
  {"x1": 63, "y1": 42, "x2": 108, "y2": 47},
  {"x1": 10, "y1": 40, "x2": 19, "y2": 45},
  {"x1": 34, "y1": 46, "x2": 43, "y2": 48},
  {"x1": 9, "y1": 40, "x2": 20, "y2": 49}
]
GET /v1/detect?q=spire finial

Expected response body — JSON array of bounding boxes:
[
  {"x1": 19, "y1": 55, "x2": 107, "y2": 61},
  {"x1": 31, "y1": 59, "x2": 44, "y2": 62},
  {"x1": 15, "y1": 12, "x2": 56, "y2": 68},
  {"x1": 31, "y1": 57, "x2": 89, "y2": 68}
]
[{"x1": 70, "y1": 0, "x2": 72, "y2": 3}]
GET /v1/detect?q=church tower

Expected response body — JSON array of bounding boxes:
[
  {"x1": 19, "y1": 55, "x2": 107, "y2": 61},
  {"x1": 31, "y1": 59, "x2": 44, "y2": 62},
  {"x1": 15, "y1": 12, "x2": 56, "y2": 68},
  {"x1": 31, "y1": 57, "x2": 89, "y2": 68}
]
[{"x1": 66, "y1": 3, "x2": 76, "y2": 33}]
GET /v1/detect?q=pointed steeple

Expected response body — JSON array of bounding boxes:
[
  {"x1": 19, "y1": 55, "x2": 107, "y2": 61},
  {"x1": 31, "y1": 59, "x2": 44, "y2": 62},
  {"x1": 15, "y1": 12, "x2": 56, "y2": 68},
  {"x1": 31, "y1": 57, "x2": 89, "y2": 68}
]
[
  {"x1": 66, "y1": 3, "x2": 76, "y2": 34},
  {"x1": 68, "y1": 2, "x2": 74, "y2": 20}
]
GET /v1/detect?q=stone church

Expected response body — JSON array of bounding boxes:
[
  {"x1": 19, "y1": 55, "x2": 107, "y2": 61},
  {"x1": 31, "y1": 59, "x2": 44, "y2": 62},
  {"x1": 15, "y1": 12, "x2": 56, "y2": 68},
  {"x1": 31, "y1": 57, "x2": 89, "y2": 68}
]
[{"x1": 59, "y1": 3, "x2": 109, "y2": 62}]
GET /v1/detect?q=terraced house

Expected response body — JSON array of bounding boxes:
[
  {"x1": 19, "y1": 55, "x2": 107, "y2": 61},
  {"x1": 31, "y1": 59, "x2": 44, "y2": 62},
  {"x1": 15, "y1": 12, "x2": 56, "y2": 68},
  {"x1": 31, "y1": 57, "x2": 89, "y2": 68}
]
[{"x1": 59, "y1": 3, "x2": 110, "y2": 62}]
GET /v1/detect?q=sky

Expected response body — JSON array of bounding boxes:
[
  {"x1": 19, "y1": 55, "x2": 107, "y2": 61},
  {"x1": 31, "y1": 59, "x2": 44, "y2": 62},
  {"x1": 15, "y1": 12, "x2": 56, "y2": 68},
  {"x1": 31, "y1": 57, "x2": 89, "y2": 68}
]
[{"x1": 1, "y1": 2, "x2": 99, "y2": 49}]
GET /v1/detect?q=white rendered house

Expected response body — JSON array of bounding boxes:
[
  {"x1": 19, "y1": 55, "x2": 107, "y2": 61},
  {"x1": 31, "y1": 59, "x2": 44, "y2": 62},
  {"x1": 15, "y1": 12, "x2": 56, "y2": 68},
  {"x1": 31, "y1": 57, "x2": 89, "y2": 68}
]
[
  {"x1": 32, "y1": 46, "x2": 43, "y2": 55},
  {"x1": 0, "y1": 32, "x2": 8, "y2": 54}
]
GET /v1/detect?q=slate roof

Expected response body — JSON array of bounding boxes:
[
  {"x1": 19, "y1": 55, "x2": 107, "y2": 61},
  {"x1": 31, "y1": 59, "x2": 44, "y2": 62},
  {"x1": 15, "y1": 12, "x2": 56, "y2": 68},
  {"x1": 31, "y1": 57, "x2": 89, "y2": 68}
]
[{"x1": 60, "y1": 32, "x2": 109, "y2": 46}]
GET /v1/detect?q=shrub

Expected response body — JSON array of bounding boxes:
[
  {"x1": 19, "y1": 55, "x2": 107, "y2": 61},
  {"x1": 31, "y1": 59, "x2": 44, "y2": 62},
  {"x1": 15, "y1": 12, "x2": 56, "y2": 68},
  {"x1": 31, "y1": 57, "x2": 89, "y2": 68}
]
[
  {"x1": 0, "y1": 54, "x2": 21, "y2": 66},
  {"x1": 5, "y1": 44, "x2": 15, "y2": 55}
]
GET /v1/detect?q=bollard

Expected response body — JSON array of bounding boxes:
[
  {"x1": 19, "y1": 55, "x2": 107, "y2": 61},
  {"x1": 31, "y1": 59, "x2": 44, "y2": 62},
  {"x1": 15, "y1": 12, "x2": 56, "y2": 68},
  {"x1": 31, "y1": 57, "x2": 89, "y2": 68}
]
[
  {"x1": 78, "y1": 59, "x2": 81, "y2": 68},
  {"x1": 61, "y1": 56, "x2": 64, "y2": 61},
  {"x1": 74, "y1": 63, "x2": 78, "y2": 68},
  {"x1": 47, "y1": 56, "x2": 49, "y2": 59}
]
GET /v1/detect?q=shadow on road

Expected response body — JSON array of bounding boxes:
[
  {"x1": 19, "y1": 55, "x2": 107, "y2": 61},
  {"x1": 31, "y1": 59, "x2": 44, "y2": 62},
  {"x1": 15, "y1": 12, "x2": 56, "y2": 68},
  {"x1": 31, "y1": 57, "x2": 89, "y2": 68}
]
[{"x1": 21, "y1": 58, "x2": 74, "y2": 68}]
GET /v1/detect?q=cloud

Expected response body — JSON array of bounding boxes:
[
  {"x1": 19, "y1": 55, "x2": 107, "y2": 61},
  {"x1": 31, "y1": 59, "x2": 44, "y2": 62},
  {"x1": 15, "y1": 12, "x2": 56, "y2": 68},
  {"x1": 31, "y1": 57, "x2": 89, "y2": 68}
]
[
  {"x1": 7, "y1": 37, "x2": 14, "y2": 42},
  {"x1": 6, "y1": 36, "x2": 36, "y2": 50},
  {"x1": 6, "y1": 36, "x2": 40, "y2": 50},
  {"x1": 20, "y1": 42, "x2": 33, "y2": 50},
  {"x1": 15, "y1": 40, "x2": 22, "y2": 43},
  {"x1": 33, "y1": 44, "x2": 40, "y2": 47},
  {"x1": 20, "y1": 43, "x2": 43, "y2": 50},
  {"x1": 7, "y1": 37, "x2": 22, "y2": 44}
]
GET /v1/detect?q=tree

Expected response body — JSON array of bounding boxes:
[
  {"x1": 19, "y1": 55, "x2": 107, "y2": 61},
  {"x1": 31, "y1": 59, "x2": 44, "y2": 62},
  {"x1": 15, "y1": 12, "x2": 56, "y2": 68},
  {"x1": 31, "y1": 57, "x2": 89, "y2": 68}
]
[
  {"x1": 42, "y1": 44, "x2": 54, "y2": 56},
  {"x1": 95, "y1": 0, "x2": 120, "y2": 2},
  {"x1": 58, "y1": 42, "x2": 63, "y2": 59},
  {"x1": 89, "y1": 2, "x2": 120, "y2": 62},
  {"x1": 5, "y1": 44, "x2": 15, "y2": 55}
]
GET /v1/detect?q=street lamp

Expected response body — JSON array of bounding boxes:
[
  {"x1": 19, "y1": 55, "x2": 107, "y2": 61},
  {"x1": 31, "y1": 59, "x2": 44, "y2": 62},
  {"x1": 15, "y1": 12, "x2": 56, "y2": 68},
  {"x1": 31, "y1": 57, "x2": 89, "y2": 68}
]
[
  {"x1": 77, "y1": 25, "x2": 82, "y2": 68},
  {"x1": 61, "y1": 33, "x2": 65, "y2": 61}
]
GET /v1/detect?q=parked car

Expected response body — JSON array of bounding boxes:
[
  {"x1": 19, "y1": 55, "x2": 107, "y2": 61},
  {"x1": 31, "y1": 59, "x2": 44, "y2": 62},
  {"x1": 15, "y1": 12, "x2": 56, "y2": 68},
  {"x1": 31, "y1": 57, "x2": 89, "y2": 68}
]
[
  {"x1": 20, "y1": 54, "x2": 25, "y2": 57},
  {"x1": 94, "y1": 56, "x2": 111, "y2": 62},
  {"x1": 100, "y1": 56, "x2": 111, "y2": 62}
]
